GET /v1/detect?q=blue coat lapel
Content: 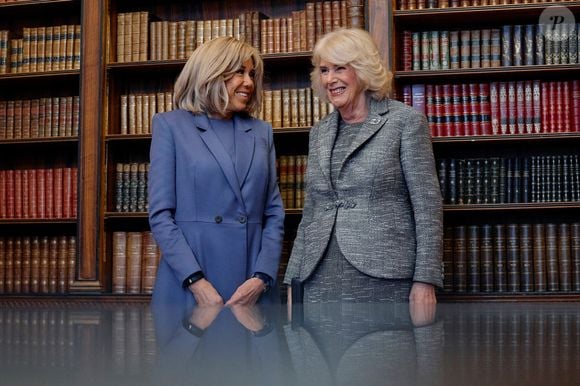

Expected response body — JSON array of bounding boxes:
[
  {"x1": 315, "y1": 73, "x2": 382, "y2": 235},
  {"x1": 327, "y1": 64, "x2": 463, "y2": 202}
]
[
  {"x1": 194, "y1": 113, "x2": 246, "y2": 211},
  {"x1": 233, "y1": 114, "x2": 255, "y2": 189}
]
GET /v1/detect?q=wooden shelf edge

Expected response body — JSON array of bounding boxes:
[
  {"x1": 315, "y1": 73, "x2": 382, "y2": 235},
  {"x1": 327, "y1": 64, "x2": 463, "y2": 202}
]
[
  {"x1": 394, "y1": 2, "x2": 580, "y2": 18},
  {"x1": 106, "y1": 134, "x2": 152, "y2": 141},
  {"x1": 0, "y1": 137, "x2": 79, "y2": 145},
  {"x1": 0, "y1": 70, "x2": 80, "y2": 81},
  {"x1": 443, "y1": 203, "x2": 580, "y2": 211},
  {"x1": 438, "y1": 292, "x2": 580, "y2": 302},
  {"x1": 433, "y1": 132, "x2": 580, "y2": 143},
  {"x1": 104, "y1": 212, "x2": 149, "y2": 219},
  {"x1": 395, "y1": 64, "x2": 580, "y2": 80},
  {"x1": 0, "y1": 218, "x2": 77, "y2": 224},
  {"x1": 0, "y1": 294, "x2": 151, "y2": 306},
  {"x1": 0, "y1": 0, "x2": 79, "y2": 8}
]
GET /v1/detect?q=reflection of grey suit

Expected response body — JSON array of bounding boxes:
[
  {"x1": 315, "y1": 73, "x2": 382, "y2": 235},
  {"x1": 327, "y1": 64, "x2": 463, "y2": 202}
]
[
  {"x1": 284, "y1": 303, "x2": 444, "y2": 386},
  {"x1": 284, "y1": 98, "x2": 443, "y2": 287}
]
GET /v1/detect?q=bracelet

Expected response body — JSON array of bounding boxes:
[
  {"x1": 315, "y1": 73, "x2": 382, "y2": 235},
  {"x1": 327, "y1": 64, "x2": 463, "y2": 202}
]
[
  {"x1": 182, "y1": 271, "x2": 205, "y2": 288},
  {"x1": 252, "y1": 272, "x2": 271, "y2": 293}
]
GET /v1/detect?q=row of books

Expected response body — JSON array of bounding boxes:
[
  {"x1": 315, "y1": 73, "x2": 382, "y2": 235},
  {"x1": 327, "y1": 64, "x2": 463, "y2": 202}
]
[
  {"x1": 437, "y1": 155, "x2": 580, "y2": 205},
  {"x1": 119, "y1": 92, "x2": 173, "y2": 135},
  {"x1": 0, "y1": 25, "x2": 81, "y2": 74},
  {"x1": 260, "y1": 88, "x2": 335, "y2": 129},
  {"x1": 403, "y1": 79, "x2": 580, "y2": 137},
  {"x1": 0, "y1": 307, "x2": 156, "y2": 371},
  {"x1": 111, "y1": 231, "x2": 159, "y2": 295},
  {"x1": 0, "y1": 167, "x2": 78, "y2": 219},
  {"x1": 401, "y1": 23, "x2": 579, "y2": 71},
  {"x1": 118, "y1": 88, "x2": 335, "y2": 135},
  {"x1": 442, "y1": 222, "x2": 580, "y2": 293},
  {"x1": 115, "y1": 1, "x2": 364, "y2": 63},
  {"x1": 0, "y1": 96, "x2": 80, "y2": 140},
  {"x1": 114, "y1": 162, "x2": 149, "y2": 213},
  {"x1": 397, "y1": 0, "x2": 574, "y2": 10},
  {"x1": 278, "y1": 155, "x2": 308, "y2": 210},
  {"x1": 0, "y1": 235, "x2": 76, "y2": 294}
]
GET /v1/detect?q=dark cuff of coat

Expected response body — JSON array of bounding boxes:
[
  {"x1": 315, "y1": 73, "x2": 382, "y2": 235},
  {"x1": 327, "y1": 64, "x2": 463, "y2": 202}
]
[
  {"x1": 183, "y1": 271, "x2": 205, "y2": 288},
  {"x1": 252, "y1": 272, "x2": 272, "y2": 292}
]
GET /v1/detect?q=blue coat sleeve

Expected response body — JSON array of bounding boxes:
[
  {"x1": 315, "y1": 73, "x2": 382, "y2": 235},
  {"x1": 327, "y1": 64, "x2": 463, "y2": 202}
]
[{"x1": 148, "y1": 114, "x2": 202, "y2": 284}]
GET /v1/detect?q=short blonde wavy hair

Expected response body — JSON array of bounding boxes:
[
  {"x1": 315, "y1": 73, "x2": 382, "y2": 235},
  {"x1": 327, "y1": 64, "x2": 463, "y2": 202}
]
[
  {"x1": 173, "y1": 36, "x2": 263, "y2": 116},
  {"x1": 310, "y1": 28, "x2": 392, "y2": 102}
]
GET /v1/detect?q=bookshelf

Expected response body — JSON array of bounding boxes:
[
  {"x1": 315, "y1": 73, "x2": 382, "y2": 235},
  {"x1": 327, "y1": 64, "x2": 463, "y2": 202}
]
[
  {"x1": 0, "y1": 0, "x2": 83, "y2": 296},
  {"x1": 100, "y1": 0, "x2": 377, "y2": 295},
  {"x1": 392, "y1": 1, "x2": 580, "y2": 300}
]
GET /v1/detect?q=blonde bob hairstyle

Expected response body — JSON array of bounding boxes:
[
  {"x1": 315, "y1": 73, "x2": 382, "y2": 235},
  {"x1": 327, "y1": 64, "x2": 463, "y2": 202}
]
[
  {"x1": 173, "y1": 36, "x2": 263, "y2": 117},
  {"x1": 310, "y1": 28, "x2": 392, "y2": 103}
]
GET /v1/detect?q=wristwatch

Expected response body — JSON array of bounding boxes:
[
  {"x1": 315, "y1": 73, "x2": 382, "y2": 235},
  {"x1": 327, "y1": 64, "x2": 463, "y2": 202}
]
[{"x1": 252, "y1": 272, "x2": 272, "y2": 293}]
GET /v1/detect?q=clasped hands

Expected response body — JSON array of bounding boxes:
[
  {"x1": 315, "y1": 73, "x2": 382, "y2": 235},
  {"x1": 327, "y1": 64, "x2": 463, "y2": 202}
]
[{"x1": 187, "y1": 277, "x2": 267, "y2": 333}]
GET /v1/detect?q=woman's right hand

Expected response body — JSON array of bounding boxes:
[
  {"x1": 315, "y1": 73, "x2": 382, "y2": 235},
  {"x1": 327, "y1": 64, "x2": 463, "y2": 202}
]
[{"x1": 189, "y1": 278, "x2": 224, "y2": 306}]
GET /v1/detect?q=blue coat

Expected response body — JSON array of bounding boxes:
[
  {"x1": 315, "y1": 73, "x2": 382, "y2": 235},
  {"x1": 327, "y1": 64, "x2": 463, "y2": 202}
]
[{"x1": 148, "y1": 109, "x2": 285, "y2": 305}]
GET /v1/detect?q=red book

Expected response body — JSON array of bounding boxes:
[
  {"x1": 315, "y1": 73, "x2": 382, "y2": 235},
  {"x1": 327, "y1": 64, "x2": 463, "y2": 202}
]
[
  {"x1": 507, "y1": 81, "x2": 516, "y2": 135},
  {"x1": 555, "y1": 81, "x2": 563, "y2": 133},
  {"x1": 14, "y1": 169, "x2": 22, "y2": 219},
  {"x1": 541, "y1": 81, "x2": 550, "y2": 134},
  {"x1": 452, "y1": 84, "x2": 464, "y2": 136},
  {"x1": 524, "y1": 80, "x2": 533, "y2": 134},
  {"x1": 45, "y1": 168, "x2": 54, "y2": 219},
  {"x1": 53, "y1": 167, "x2": 63, "y2": 218},
  {"x1": 21, "y1": 169, "x2": 29, "y2": 218},
  {"x1": 442, "y1": 84, "x2": 453, "y2": 136},
  {"x1": 469, "y1": 83, "x2": 480, "y2": 136},
  {"x1": 461, "y1": 83, "x2": 470, "y2": 136},
  {"x1": 548, "y1": 82, "x2": 556, "y2": 133},
  {"x1": 72, "y1": 167, "x2": 78, "y2": 217},
  {"x1": 402, "y1": 31, "x2": 412, "y2": 71},
  {"x1": 6, "y1": 170, "x2": 14, "y2": 219},
  {"x1": 572, "y1": 80, "x2": 580, "y2": 133},
  {"x1": 515, "y1": 81, "x2": 525, "y2": 134},
  {"x1": 425, "y1": 84, "x2": 436, "y2": 137},
  {"x1": 0, "y1": 170, "x2": 6, "y2": 218},
  {"x1": 498, "y1": 82, "x2": 508, "y2": 135},
  {"x1": 28, "y1": 169, "x2": 37, "y2": 218},
  {"x1": 479, "y1": 83, "x2": 491, "y2": 135},
  {"x1": 434, "y1": 84, "x2": 444, "y2": 137},
  {"x1": 63, "y1": 167, "x2": 72, "y2": 218},
  {"x1": 533, "y1": 80, "x2": 542, "y2": 134},
  {"x1": 36, "y1": 168, "x2": 46, "y2": 219},
  {"x1": 563, "y1": 81, "x2": 571, "y2": 133}
]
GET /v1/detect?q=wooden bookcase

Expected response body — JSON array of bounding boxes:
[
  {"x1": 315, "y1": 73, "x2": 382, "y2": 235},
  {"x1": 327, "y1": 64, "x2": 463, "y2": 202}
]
[
  {"x1": 392, "y1": 1, "x2": 580, "y2": 300},
  {"x1": 6, "y1": 0, "x2": 578, "y2": 302}
]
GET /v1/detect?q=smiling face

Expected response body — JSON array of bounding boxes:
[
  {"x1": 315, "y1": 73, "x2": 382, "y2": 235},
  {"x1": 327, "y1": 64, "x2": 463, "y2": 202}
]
[
  {"x1": 318, "y1": 59, "x2": 367, "y2": 118},
  {"x1": 223, "y1": 59, "x2": 255, "y2": 119}
]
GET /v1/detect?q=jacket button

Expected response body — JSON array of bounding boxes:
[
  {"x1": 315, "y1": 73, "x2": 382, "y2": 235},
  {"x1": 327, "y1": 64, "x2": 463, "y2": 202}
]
[
  {"x1": 238, "y1": 215, "x2": 247, "y2": 224},
  {"x1": 214, "y1": 215, "x2": 223, "y2": 224}
]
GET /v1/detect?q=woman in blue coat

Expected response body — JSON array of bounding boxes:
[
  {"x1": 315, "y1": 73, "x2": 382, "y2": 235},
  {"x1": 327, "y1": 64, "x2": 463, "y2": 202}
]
[{"x1": 149, "y1": 37, "x2": 285, "y2": 307}]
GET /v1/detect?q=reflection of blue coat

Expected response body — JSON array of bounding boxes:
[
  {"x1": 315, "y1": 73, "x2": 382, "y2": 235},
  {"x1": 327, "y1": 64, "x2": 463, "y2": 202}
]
[{"x1": 148, "y1": 109, "x2": 285, "y2": 304}]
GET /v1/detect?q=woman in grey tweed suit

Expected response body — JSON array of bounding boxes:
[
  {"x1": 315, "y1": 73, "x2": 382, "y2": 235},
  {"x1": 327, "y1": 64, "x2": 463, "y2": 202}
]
[{"x1": 283, "y1": 28, "x2": 443, "y2": 304}]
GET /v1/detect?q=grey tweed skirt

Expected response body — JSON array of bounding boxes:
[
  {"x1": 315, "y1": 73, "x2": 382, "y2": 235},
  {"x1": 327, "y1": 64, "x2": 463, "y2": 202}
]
[{"x1": 303, "y1": 233, "x2": 412, "y2": 303}]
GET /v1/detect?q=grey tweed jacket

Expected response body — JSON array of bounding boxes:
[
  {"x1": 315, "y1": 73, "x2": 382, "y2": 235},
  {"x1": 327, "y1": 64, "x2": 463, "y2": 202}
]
[{"x1": 283, "y1": 97, "x2": 443, "y2": 288}]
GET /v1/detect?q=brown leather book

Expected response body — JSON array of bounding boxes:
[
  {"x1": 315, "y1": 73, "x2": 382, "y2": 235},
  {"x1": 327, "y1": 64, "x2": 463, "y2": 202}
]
[
  {"x1": 57, "y1": 235, "x2": 68, "y2": 293},
  {"x1": 112, "y1": 231, "x2": 128, "y2": 294},
  {"x1": 558, "y1": 223, "x2": 572, "y2": 291},
  {"x1": 67, "y1": 235, "x2": 76, "y2": 288},
  {"x1": 141, "y1": 231, "x2": 159, "y2": 294},
  {"x1": 21, "y1": 236, "x2": 31, "y2": 293},
  {"x1": 30, "y1": 236, "x2": 40, "y2": 293},
  {"x1": 519, "y1": 223, "x2": 533, "y2": 292},
  {"x1": 13, "y1": 237, "x2": 22, "y2": 293},
  {"x1": 126, "y1": 232, "x2": 143, "y2": 294},
  {"x1": 39, "y1": 235, "x2": 49, "y2": 293},
  {"x1": 453, "y1": 225, "x2": 467, "y2": 292},
  {"x1": 48, "y1": 236, "x2": 58, "y2": 293},
  {"x1": 545, "y1": 223, "x2": 560, "y2": 291},
  {"x1": 532, "y1": 223, "x2": 547, "y2": 292}
]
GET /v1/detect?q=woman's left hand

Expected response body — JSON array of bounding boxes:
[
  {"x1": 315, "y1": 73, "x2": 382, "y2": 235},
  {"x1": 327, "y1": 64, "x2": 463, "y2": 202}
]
[{"x1": 225, "y1": 278, "x2": 267, "y2": 306}]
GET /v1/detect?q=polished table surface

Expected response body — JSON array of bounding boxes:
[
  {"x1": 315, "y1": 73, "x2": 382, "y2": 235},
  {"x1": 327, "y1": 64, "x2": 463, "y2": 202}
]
[{"x1": 0, "y1": 301, "x2": 579, "y2": 386}]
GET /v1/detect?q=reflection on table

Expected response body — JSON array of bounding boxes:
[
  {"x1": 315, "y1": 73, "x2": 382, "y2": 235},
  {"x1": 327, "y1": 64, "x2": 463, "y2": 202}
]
[{"x1": 0, "y1": 301, "x2": 579, "y2": 385}]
